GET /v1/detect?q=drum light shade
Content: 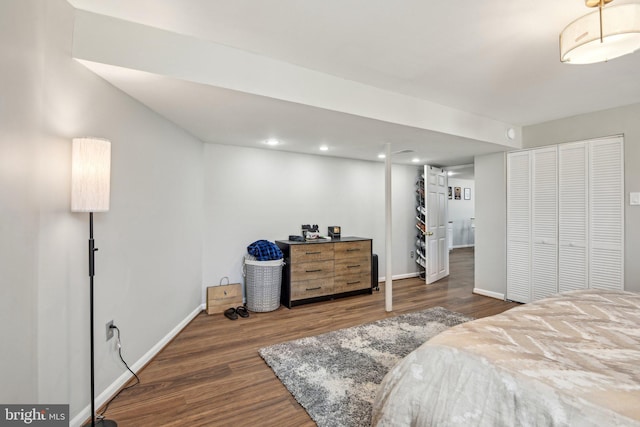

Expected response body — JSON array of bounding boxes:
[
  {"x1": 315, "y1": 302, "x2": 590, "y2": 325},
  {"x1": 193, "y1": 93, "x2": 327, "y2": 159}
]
[
  {"x1": 71, "y1": 138, "x2": 111, "y2": 212},
  {"x1": 560, "y1": 3, "x2": 640, "y2": 64}
]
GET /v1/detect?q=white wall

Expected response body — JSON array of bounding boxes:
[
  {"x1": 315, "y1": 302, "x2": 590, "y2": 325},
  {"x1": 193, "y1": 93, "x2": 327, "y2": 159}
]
[
  {"x1": 474, "y1": 153, "x2": 507, "y2": 298},
  {"x1": 202, "y1": 144, "x2": 419, "y2": 290},
  {"x1": 0, "y1": 0, "x2": 42, "y2": 403},
  {"x1": 1, "y1": 0, "x2": 204, "y2": 422},
  {"x1": 447, "y1": 178, "x2": 475, "y2": 247}
]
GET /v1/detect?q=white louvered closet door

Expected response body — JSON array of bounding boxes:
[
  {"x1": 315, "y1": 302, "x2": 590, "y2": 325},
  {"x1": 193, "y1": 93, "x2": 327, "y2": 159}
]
[
  {"x1": 508, "y1": 137, "x2": 624, "y2": 302},
  {"x1": 531, "y1": 147, "x2": 558, "y2": 301},
  {"x1": 507, "y1": 151, "x2": 531, "y2": 303},
  {"x1": 589, "y1": 137, "x2": 624, "y2": 290},
  {"x1": 558, "y1": 142, "x2": 589, "y2": 292}
]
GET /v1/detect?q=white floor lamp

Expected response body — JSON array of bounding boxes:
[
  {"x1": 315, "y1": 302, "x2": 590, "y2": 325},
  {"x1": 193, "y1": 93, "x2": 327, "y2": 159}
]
[{"x1": 71, "y1": 137, "x2": 117, "y2": 427}]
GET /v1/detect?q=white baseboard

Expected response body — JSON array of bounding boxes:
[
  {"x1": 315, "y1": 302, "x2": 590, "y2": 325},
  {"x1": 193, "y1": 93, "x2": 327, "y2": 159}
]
[
  {"x1": 452, "y1": 244, "x2": 475, "y2": 249},
  {"x1": 377, "y1": 272, "x2": 421, "y2": 283},
  {"x1": 70, "y1": 303, "x2": 205, "y2": 427},
  {"x1": 473, "y1": 288, "x2": 505, "y2": 300}
]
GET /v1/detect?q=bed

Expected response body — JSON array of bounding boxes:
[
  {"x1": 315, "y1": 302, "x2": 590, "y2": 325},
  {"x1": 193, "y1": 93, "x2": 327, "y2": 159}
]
[{"x1": 372, "y1": 289, "x2": 640, "y2": 426}]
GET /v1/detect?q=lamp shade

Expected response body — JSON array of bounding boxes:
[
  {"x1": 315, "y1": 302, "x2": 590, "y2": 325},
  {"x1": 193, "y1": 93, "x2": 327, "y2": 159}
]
[
  {"x1": 71, "y1": 137, "x2": 111, "y2": 212},
  {"x1": 560, "y1": 3, "x2": 640, "y2": 64}
]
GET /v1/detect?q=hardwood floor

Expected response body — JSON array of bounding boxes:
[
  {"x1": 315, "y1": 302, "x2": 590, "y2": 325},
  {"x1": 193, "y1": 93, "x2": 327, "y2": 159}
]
[{"x1": 101, "y1": 248, "x2": 519, "y2": 426}]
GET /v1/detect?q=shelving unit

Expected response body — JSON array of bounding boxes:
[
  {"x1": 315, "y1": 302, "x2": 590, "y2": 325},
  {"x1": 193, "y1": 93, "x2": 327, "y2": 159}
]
[{"x1": 415, "y1": 171, "x2": 426, "y2": 278}]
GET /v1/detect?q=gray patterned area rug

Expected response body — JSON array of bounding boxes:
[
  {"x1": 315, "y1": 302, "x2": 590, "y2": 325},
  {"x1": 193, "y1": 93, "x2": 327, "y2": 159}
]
[{"x1": 259, "y1": 306, "x2": 472, "y2": 427}]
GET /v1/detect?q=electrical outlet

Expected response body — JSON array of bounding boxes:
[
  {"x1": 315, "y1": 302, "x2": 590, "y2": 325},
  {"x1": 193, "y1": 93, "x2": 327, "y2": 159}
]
[
  {"x1": 106, "y1": 320, "x2": 114, "y2": 341},
  {"x1": 410, "y1": 250, "x2": 415, "y2": 259}
]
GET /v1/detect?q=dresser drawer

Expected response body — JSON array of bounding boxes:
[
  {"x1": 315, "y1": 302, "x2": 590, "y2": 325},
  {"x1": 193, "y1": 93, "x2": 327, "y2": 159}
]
[
  {"x1": 334, "y1": 240, "x2": 370, "y2": 259},
  {"x1": 291, "y1": 260, "x2": 334, "y2": 281},
  {"x1": 291, "y1": 278, "x2": 334, "y2": 300},
  {"x1": 291, "y1": 244, "x2": 334, "y2": 263},
  {"x1": 334, "y1": 273, "x2": 371, "y2": 294},
  {"x1": 335, "y1": 255, "x2": 370, "y2": 276}
]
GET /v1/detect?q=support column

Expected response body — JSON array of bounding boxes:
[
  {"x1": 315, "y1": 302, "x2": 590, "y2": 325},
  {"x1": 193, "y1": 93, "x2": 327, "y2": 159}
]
[{"x1": 385, "y1": 143, "x2": 392, "y2": 312}]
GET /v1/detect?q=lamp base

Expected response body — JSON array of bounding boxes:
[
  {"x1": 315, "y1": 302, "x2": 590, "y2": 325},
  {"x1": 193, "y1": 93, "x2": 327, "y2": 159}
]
[{"x1": 82, "y1": 419, "x2": 118, "y2": 427}]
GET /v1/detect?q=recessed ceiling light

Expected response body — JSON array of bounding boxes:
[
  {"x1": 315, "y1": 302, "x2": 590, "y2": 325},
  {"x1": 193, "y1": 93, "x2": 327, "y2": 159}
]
[
  {"x1": 263, "y1": 138, "x2": 280, "y2": 146},
  {"x1": 411, "y1": 158, "x2": 420, "y2": 163},
  {"x1": 319, "y1": 145, "x2": 329, "y2": 151},
  {"x1": 378, "y1": 153, "x2": 386, "y2": 159}
]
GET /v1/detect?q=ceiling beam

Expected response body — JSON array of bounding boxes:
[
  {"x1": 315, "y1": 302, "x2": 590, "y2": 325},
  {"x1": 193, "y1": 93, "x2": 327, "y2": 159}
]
[{"x1": 72, "y1": 10, "x2": 522, "y2": 149}]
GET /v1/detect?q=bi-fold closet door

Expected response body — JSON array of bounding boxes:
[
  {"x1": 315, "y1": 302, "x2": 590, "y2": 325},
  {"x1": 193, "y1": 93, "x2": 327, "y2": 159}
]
[
  {"x1": 507, "y1": 147, "x2": 557, "y2": 303},
  {"x1": 507, "y1": 136, "x2": 624, "y2": 303},
  {"x1": 572, "y1": 138, "x2": 624, "y2": 291}
]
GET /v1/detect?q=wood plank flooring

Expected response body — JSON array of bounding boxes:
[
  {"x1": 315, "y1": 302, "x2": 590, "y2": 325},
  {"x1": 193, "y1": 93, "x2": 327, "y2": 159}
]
[{"x1": 101, "y1": 248, "x2": 519, "y2": 426}]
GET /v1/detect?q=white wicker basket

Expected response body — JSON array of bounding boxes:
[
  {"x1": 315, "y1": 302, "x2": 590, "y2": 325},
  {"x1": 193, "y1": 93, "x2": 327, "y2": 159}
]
[{"x1": 243, "y1": 255, "x2": 284, "y2": 312}]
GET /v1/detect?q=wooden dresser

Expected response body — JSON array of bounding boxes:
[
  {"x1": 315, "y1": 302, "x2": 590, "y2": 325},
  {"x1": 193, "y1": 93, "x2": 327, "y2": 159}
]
[{"x1": 276, "y1": 237, "x2": 373, "y2": 308}]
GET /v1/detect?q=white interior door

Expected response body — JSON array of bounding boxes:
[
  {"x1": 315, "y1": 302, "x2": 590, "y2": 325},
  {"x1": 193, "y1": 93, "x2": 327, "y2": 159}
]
[{"x1": 425, "y1": 166, "x2": 449, "y2": 284}]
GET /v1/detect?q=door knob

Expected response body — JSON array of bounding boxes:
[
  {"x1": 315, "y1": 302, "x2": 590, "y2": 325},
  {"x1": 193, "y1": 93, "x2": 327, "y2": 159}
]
[{"x1": 426, "y1": 231, "x2": 434, "y2": 236}]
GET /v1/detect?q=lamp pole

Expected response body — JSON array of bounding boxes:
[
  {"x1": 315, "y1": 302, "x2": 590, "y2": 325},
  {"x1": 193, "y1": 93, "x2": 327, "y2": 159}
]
[{"x1": 89, "y1": 212, "x2": 96, "y2": 426}]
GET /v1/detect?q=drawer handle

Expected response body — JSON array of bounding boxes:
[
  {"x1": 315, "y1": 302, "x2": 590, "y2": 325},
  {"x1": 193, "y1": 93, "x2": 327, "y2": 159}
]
[
  {"x1": 347, "y1": 264, "x2": 360, "y2": 269},
  {"x1": 347, "y1": 248, "x2": 360, "y2": 252},
  {"x1": 306, "y1": 269, "x2": 323, "y2": 273},
  {"x1": 347, "y1": 281, "x2": 361, "y2": 285},
  {"x1": 306, "y1": 286, "x2": 322, "y2": 291},
  {"x1": 305, "y1": 251, "x2": 322, "y2": 255}
]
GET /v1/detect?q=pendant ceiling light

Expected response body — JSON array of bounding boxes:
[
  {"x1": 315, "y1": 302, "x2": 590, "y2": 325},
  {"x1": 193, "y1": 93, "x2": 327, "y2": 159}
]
[{"x1": 560, "y1": 0, "x2": 640, "y2": 64}]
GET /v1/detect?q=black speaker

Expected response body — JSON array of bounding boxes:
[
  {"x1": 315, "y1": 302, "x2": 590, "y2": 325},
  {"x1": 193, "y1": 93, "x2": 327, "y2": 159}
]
[{"x1": 371, "y1": 253, "x2": 379, "y2": 291}]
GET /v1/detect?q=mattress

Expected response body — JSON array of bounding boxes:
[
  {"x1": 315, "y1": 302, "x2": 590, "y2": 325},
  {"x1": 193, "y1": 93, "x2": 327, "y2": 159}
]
[{"x1": 372, "y1": 289, "x2": 640, "y2": 426}]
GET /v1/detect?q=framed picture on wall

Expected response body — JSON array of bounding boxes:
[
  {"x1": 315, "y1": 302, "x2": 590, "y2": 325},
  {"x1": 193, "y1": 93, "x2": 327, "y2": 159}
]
[
  {"x1": 464, "y1": 188, "x2": 471, "y2": 200},
  {"x1": 454, "y1": 187, "x2": 461, "y2": 200},
  {"x1": 448, "y1": 186, "x2": 452, "y2": 199}
]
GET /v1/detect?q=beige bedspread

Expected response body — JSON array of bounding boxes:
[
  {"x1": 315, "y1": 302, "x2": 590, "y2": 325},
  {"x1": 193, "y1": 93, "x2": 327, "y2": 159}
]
[{"x1": 372, "y1": 289, "x2": 640, "y2": 426}]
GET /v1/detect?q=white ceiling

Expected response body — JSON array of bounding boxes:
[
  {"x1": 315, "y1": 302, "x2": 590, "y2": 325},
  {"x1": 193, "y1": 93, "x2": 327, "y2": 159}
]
[{"x1": 67, "y1": 0, "x2": 640, "y2": 174}]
